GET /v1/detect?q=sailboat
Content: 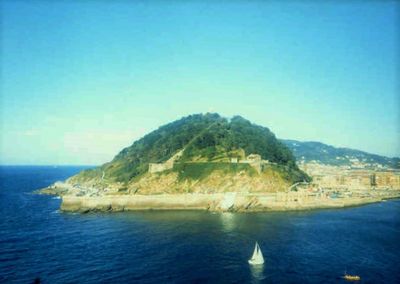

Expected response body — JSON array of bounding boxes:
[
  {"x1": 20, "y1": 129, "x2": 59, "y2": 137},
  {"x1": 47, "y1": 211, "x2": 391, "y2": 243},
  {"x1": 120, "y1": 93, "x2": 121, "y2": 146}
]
[
  {"x1": 343, "y1": 269, "x2": 360, "y2": 281},
  {"x1": 248, "y1": 242, "x2": 264, "y2": 265}
]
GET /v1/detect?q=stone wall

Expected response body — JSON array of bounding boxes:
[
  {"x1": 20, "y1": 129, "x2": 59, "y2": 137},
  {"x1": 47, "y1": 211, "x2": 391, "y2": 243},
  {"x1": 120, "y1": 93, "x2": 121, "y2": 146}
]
[
  {"x1": 60, "y1": 190, "x2": 400, "y2": 213},
  {"x1": 148, "y1": 161, "x2": 173, "y2": 173},
  {"x1": 148, "y1": 150, "x2": 184, "y2": 174}
]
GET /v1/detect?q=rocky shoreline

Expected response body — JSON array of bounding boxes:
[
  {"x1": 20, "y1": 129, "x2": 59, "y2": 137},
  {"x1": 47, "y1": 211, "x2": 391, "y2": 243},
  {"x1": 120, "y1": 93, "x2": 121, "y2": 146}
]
[{"x1": 38, "y1": 182, "x2": 400, "y2": 213}]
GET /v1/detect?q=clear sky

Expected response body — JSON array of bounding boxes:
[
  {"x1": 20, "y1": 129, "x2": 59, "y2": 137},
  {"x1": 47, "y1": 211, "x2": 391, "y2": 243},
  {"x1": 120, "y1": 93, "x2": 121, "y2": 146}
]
[{"x1": 1, "y1": 1, "x2": 399, "y2": 165}]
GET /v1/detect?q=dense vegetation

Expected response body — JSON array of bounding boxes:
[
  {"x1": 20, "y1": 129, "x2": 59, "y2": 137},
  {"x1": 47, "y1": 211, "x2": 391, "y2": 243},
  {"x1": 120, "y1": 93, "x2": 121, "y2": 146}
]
[
  {"x1": 283, "y1": 139, "x2": 400, "y2": 169},
  {"x1": 180, "y1": 115, "x2": 296, "y2": 166},
  {"x1": 76, "y1": 113, "x2": 308, "y2": 183}
]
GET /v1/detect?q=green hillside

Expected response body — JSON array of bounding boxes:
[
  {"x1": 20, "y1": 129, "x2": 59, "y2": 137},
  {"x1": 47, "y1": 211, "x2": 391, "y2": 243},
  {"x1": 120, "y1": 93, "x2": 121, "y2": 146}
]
[{"x1": 73, "y1": 113, "x2": 309, "y2": 185}]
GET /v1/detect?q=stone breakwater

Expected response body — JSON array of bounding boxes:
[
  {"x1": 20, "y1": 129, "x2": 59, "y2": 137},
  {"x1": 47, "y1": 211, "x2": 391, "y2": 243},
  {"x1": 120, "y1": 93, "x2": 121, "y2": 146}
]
[
  {"x1": 61, "y1": 194, "x2": 225, "y2": 212},
  {"x1": 59, "y1": 192, "x2": 400, "y2": 213}
]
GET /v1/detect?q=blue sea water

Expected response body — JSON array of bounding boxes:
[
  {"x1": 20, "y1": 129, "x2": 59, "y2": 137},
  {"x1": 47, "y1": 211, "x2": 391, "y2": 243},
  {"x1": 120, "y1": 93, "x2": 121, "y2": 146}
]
[{"x1": 0, "y1": 166, "x2": 400, "y2": 284}]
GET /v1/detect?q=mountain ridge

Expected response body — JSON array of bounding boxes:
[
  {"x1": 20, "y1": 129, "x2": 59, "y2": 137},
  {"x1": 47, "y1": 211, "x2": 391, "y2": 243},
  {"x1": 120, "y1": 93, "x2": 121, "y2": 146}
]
[{"x1": 282, "y1": 139, "x2": 400, "y2": 169}]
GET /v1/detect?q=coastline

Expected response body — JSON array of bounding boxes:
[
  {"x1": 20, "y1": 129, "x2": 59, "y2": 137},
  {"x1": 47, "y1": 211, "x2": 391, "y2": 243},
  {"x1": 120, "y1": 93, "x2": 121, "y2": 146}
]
[{"x1": 58, "y1": 191, "x2": 400, "y2": 213}]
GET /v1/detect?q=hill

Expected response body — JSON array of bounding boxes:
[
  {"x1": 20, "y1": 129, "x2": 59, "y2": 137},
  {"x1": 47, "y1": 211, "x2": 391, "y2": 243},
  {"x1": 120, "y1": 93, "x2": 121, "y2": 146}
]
[
  {"x1": 282, "y1": 139, "x2": 400, "y2": 169},
  {"x1": 66, "y1": 113, "x2": 309, "y2": 194}
]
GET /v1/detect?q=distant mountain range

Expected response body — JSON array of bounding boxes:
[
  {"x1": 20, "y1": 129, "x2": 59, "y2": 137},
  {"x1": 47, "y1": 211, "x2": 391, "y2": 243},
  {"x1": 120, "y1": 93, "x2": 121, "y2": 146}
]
[{"x1": 282, "y1": 139, "x2": 400, "y2": 169}]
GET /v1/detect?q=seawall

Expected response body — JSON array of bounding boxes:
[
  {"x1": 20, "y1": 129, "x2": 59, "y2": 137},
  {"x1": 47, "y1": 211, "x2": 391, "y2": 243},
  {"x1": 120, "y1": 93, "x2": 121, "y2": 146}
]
[
  {"x1": 61, "y1": 194, "x2": 225, "y2": 212},
  {"x1": 60, "y1": 192, "x2": 399, "y2": 213}
]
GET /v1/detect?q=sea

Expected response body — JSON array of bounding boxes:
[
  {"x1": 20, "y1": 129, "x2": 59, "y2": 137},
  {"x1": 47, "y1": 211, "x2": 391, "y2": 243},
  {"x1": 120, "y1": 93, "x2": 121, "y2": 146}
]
[{"x1": 1, "y1": 166, "x2": 400, "y2": 283}]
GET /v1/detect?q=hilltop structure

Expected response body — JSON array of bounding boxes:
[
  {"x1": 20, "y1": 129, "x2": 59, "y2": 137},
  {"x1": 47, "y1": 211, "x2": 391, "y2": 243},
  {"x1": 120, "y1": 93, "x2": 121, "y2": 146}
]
[{"x1": 148, "y1": 152, "x2": 272, "y2": 174}]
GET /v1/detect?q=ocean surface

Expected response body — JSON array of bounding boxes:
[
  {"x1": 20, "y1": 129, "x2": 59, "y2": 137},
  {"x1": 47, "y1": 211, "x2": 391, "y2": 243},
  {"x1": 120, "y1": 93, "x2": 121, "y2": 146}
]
[{"x1": 1, "y1": 166, "x2": 399, "y2": 283}]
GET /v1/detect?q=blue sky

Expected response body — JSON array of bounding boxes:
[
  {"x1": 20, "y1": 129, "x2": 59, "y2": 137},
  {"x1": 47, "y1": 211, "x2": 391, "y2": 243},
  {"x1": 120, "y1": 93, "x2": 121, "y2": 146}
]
[{"x1": 1, "y1": 1, "x2": 399, "y2": 165}]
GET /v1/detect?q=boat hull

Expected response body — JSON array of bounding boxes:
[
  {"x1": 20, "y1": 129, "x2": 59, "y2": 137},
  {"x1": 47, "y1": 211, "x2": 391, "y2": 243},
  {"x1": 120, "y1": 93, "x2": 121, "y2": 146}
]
[
  {"x1": 343, "y1": 275, "x2": 361, "y2": 281},
  {"x1": 248, "y1": 259, "x2": 264, "y2": 265}
]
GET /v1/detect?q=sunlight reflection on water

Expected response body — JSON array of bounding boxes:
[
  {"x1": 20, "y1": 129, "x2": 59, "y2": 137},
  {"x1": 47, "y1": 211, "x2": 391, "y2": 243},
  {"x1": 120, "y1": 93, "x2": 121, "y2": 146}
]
[{"x1": 249, "y1": 264, "x2": 266, "y2": 283}]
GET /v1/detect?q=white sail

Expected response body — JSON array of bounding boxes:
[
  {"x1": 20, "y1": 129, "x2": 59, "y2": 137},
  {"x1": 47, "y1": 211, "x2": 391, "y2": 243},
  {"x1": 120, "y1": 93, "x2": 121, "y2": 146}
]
[{"x1": 248, "y1": 242, "x2": 264, "y2": 265}]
